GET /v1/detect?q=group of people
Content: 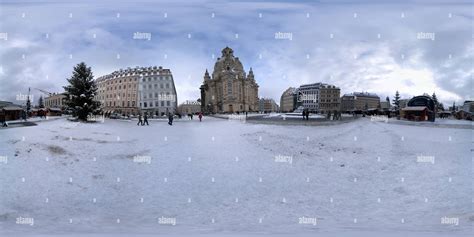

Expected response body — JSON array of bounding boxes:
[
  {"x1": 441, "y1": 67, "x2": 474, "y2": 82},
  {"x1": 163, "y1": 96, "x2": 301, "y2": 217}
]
[
  {"x1": 302, "y1": 109, "x2": 342, "y2": 121},
  {"x1": 136, "y1": 114, "x2": 149, "y2": 126},
  {"x1": 188, "y1": 112, "x2": 203, "y2": 122},
  {"x1": 136, "y1": 112, "x2": 204, "y2": 126},
  {"x1": 302, "y1": 109, "x2": 310, "y2": 120}
]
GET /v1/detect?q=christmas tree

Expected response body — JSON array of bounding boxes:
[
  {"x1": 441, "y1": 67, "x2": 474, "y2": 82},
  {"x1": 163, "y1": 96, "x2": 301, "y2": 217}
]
[
  {"x1": 38, "y1": 95, "x2": 44, "y2": 108},
  {"x1": 63, "y1": 62, "x2": 100, "y2": 121}
]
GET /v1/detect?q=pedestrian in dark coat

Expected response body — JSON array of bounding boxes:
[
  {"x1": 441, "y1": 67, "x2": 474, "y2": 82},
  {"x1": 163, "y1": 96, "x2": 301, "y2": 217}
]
[
  {"x1": 302, "y1": 110, "x2": 306, "y2": 120},
  {"x1": 305, "y1": 110, "x2": 309, "y2": 120},
  {"x1": 143, "y1": 114, "x2": 149, "y2": 125},
  {"x1": 137, "y1": 114, "x2": 143, "y2": 126},
  {"x1": 198, "y1": 112, "x2": 203, "y2": 122},
  {"x1": 168, "y1": 113, "x2": 174, "y2": 126}
]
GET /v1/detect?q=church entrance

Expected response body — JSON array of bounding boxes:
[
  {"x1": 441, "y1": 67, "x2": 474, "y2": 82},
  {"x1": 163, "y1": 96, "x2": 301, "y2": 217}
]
[{"x1": 228, "y1": 104, "x2": 234, "y2": 113}]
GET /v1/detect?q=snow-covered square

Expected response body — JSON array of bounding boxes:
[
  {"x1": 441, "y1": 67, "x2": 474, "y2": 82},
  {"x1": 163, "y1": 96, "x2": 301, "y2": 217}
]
[{"x1": 0, "y1": 117, "x2": 471, "y2": 236}]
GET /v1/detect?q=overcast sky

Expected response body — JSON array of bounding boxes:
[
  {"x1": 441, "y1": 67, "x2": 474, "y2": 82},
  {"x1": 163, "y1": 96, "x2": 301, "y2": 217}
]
[{"x1": 0, "y1": 0, "x2": 472, "y2": 106}]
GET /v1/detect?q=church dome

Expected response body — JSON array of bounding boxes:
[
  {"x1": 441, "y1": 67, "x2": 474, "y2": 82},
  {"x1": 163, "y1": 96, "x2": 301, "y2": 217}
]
[{"x1": 213, "y1": 46, "x2": 244, "y2": 76}]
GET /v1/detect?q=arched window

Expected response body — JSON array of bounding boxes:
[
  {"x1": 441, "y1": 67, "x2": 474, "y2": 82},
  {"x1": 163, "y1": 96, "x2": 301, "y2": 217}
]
[{"x1": 227, "y1": 80, "x2": 232, "y2": 95}]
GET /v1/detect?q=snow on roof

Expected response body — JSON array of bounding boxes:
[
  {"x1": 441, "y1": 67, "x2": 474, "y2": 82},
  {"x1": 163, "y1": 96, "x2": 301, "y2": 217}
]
[
  {"x1": 2, "y1": 106, "x2": 23, "y2": 111},
  {"x1": 402, "y1": 106, "x2": 428, "y2": 111},
  {"x1": 344, "y1": 92, "x2": 379, "y2": 98}
]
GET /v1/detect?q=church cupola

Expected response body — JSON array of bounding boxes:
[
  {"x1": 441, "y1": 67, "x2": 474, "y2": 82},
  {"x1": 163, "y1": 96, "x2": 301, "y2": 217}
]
[
  {"x1": 247, "y1": 67, "x2": 254, "y2": 80},
  {"x1": 221, "y1": 46, "x2": 234, "y2": 58},
  {"x1": 204, "y1": 69, "x2": 211, "y2": 81}
]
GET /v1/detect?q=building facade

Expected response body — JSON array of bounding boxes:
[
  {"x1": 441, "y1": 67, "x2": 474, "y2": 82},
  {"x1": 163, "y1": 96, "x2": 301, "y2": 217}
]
[
  {"x1": 380, "y1": 101, "x2": 391, "y2": 111},
  {"x1": 95, "y1": 66, "x2": 177, "y2": 116},
  {"x1": 398, "y1": 99, "x2": 409, "y2": 109},
  {"x1": 297, "y1": 83, "x2": 340, "y2": 113},
  {"x1": 138, "y1": 67, "x2": 177, "y2": 116},
  {"x1": 319, "y1": 84, "x2": 341, "y2": 113},
  {"x1": 258, "y1": 98, "x2": 279, "y2": 113},
  {"x1": 200, "y1": 47, "x2": 259, "y2": 113},
  {"x1": 340, "y1": 92, "x2": 380, "y2": 112},
  {"x1": 178, "y1": 100, "x2": 202, "y2": 115},
  {"x1": 44, "y1": 93, "x2": 66, "y2": 109},
  {"x1": 462, "y1": 100, "x2": 474, "y2": 113},
  {"x1": 280, "y1": 87, "x2": 297, "y2": 113}
]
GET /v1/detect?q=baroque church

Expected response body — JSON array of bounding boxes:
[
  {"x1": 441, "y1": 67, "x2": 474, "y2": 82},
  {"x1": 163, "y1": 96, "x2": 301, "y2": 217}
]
[{"x1": 200, "y1": 47, "x2": 259, "y2": 113}]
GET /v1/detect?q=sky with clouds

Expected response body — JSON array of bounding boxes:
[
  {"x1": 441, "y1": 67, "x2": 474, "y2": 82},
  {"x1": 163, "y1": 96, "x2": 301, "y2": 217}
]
[{"x1": 0, "y1": 0, "x2": 472, "y2": 107}]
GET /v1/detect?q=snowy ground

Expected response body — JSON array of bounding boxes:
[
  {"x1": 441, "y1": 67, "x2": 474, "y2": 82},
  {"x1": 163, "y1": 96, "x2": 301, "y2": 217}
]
[{"x1": 0, "y1": 117, "x2": 471, "y2": 237}]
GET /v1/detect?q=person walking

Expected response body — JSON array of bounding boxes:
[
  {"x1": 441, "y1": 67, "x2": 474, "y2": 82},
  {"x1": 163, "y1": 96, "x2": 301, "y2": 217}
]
[
  {"x1": 137, "y1": 114, "x2": 143, "y2": 126},
  {"x1": 143, "y1": 113, "x2": 149, "y2": 126},
  {"x1": 1, "y1": 114, "x2": 7, "y2": 127},
  {"x1": 189, "y1": 113, "x2": 193, "y2": 120},
  {"x1": 305, "y1": 109, "x2": 309, "y2": 120},
  {"x1": 168, "y1": 112, "x2": 174, "y2": 126},
  {"x1": 198, "y1": 112, "x2": 203, "y2": 122}
]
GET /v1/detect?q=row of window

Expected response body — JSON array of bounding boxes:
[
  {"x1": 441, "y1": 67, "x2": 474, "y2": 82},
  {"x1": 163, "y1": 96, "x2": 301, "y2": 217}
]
[
  {"x1": 142, "y1": 76, "x2": 171, "y2": 82},
  {"x1": 142, "y1": 92, "x2": 174, "y2": 99},
  {"x1": 101, "y1": 78, "x2": 137, "y2": 85},
  {"x1": 142, "y1": 83, "x2": 171, "y2": 90},
  {"x1": 320, "y1": 99, "x2": 339, "y2": 103},
  {"x1": 141, "y1": 101, "x2": 171, "y2": 108},
  {"x1": 99, "y1": 84, "x2": 137, "y2": 91},
  {"x1": 106, "y1": 101, "x2": 136, "y2": 107},
  {"x1": 98, "y1": 93, "x2": 137, "y2": 100}
]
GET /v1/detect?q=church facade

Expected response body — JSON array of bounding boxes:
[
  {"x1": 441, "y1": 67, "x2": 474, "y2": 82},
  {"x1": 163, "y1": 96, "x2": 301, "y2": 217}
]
[{"x1": 200, "y1": 47, "x2": 259, "y2": 113}]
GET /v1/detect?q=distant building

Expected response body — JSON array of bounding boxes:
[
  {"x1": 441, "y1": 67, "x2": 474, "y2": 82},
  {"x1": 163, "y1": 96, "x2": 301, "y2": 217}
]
[
  {"x1": 200, "y1": 47, "x2": 259, "y2": 113},
  {"x1": 279, "y1": 87, "x2": 297, "y2": 113},
  {"x1": 0, "y1": 101, "x2": 23, "y2": 121},
  {"x1": 400, "y1": 95, "x2": 436, "y2": 122},
  {"x1": 341, "y1": 92, "x2": 380, "y2": 112},
  {"x1": 259, "y1": 98, "x2": 279, "y2": 113},
  {"x1": 319, "y1": 84, "x2": 341, "y2": 113},
  {"x1": 398, "y1": 99, "x2": 409, "y2": 109},
  {"x1": 138, "y1": 67, "x2": 177, "y2": 116},
  {"x1": 178, "y1": 100, "x2": 201, "y2": 115},
  {"x1": 44, "y1": 93, "x2": 66, "y2": 109},
  {"x1": 462, "y1": 101, "x2": 474, "y2": 113},
  {"x1": 95, "y1": 66, "x2": 177, "y2": 116},
  {"x1": 297, "y1": 82, "x2": 340, "y2": 113},
  {"x1": 380, "y1": 101, "x2": 391, "y2": 111}
]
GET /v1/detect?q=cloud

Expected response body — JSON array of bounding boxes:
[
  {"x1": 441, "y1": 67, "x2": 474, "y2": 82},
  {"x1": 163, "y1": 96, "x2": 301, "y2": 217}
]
[{"x1": 0, "y1": 0, "x2": 471, "y2": 106}]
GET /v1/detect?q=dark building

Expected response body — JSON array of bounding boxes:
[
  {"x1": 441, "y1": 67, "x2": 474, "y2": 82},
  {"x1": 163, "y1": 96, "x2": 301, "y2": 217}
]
[{"x1": 401, "y1": 95, "x2": 436, "y2": 122}]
